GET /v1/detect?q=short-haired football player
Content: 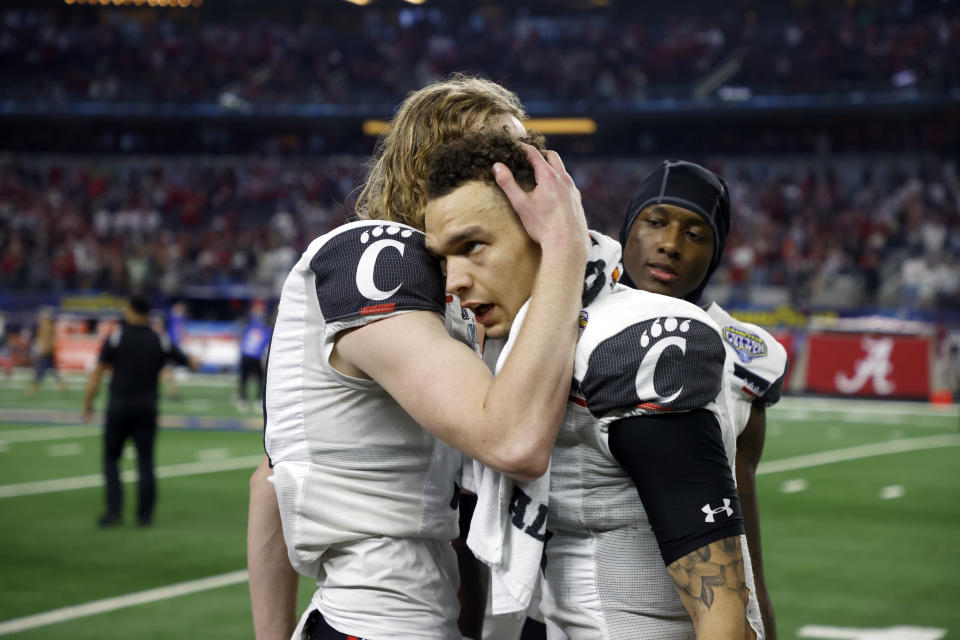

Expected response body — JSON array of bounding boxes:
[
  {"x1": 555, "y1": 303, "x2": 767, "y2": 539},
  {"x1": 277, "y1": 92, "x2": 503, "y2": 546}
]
[
  {"x1": 424, "y1": 131, "x2": 761, "y2": 639},
  {"x1": 620, "y1": 160, "x2": 788, "y2": 640},
  {"x1": 257, "y1": 77, "x2": 589, "y2": 640}
]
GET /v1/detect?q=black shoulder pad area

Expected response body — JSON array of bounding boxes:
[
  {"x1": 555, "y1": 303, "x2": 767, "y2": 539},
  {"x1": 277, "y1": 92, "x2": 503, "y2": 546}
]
[
  {"x1": 310, "y1": 224, "x2": 445, "y2": 322},
  {"x1": 582, "y1": 317, "x2": 725, "y2": 416}
]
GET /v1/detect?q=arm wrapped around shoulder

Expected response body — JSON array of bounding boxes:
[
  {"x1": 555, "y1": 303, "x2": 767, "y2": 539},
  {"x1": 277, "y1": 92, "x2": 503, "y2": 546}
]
[{"x1": 608, "y1": 409, "x2": 744, "y2": 565}]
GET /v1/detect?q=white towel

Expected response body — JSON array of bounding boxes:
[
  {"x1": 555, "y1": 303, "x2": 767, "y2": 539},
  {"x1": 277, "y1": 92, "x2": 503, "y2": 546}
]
[
  {"x1": 466, "y1": 300, "x2": 549, "y2": 615},
  {"x1": 466, "y1": 231, "x2": 622, "y2": 615}
]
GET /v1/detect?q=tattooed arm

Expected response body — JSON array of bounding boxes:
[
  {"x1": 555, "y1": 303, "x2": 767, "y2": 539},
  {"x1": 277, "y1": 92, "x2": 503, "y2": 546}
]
[
  {"x1": 668, "y1": 535, "x2": 755, "y2": 640},
  {"x1": 608, "y1": 411, "x2": 755, "y2": 639}
]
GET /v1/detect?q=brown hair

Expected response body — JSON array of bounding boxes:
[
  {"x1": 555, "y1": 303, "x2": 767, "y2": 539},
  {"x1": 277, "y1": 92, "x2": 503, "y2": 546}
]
[
  {"x1": 353, "y1": 74, "x2": 526, "y2": 230},
  {"x1": 426, "y1": 131, "x2": 546, "y2": 200}
]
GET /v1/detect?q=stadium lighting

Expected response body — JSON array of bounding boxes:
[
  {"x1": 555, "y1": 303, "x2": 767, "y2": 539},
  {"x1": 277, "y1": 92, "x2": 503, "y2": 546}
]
[
  {"x1": 343, "y1": 0, "x2": 373, "y2": 5},
  {"x1": 524, "y1": 118, "x2": 597, "y2": 135},
  {"x1": 362, "y1": 118, "x2": 597, "y2": 136},
  {"x1": 404, "y1": 0, "x2": 428, "y2": 4},
  {"x1": 362, "y1": 120, "x2": 390, "y2": 136},
  {"x1": 62, "y1": 0, "x2": 201, "y2": 6}
]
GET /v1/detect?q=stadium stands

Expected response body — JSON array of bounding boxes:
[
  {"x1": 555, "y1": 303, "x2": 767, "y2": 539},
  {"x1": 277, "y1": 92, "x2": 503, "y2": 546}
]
[
  {"x1": 1, "y1": 2, "x2": 956, "y2": 104},
  {"x1": 2, "y1": 154, "x2": 957, "y2": 310},
  {"x1": 0, "y1": 0, "x2": 957, "y2": 313}
]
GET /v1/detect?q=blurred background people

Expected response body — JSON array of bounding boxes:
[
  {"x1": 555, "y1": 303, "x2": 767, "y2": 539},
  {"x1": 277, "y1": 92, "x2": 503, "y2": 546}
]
[{"x1": 82, "y1": 295, "x2": 197, "y2": 528}]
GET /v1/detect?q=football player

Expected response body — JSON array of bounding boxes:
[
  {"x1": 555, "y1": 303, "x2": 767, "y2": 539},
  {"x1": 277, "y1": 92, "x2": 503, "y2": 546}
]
[
  {"x1": 424, "y1": 131, "x2": 760, "y2": 639},
  {"x1": 253, "y1": 76, "x2": 589, "y2": 640},
  {"x1": 620, "y1": 160, "x2": 789, "y2": 640}
]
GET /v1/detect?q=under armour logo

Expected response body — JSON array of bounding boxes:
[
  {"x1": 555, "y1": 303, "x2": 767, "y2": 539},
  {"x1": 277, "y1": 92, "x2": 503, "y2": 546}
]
[{"x1": 702, "y1": 498, "x2": 733, "y2": 523}]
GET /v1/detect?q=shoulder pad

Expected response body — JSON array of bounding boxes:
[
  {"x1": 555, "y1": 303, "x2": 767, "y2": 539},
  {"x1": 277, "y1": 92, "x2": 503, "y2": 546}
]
[
  {"x1": 309, "y1": 222, "x2": 445, "y2": 322},
  {"x1": 577, "y1": 290, "x2": 726, "y2": 417}
]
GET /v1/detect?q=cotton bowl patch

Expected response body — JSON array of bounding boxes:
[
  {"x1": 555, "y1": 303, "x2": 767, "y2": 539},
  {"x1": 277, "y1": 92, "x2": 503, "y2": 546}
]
[{"x1": 723, "y1": 326, "x2": 767, "y2": 363}]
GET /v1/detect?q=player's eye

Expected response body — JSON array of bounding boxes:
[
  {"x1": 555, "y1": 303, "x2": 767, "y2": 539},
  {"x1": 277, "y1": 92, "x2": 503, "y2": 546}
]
[
  {"x1": 463, "y1": 241, "x2": 484, "y2": 255},
  {"x1": 644, "y1": 217, "x2": 664, "y2": 228}
]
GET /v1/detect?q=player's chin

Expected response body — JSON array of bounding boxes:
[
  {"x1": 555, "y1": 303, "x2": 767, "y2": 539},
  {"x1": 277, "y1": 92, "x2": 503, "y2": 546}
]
[
  {"x1": 634, "y1": 274, "x2": 673, "y2": 297},
  {"x1": 481, "y1": 319, "x2": 510, "y2": 341}
]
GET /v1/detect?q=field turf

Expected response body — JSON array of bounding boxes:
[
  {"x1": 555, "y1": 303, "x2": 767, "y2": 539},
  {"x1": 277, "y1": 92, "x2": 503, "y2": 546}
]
[{"x1": 1, "y1": 371, "x2": 958, "y2": 639}]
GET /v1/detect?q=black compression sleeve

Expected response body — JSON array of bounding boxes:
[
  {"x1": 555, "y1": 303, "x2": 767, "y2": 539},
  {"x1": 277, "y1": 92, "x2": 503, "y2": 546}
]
[{"x1": 608, "y1": 409, "x2": 744, "y2": 565}]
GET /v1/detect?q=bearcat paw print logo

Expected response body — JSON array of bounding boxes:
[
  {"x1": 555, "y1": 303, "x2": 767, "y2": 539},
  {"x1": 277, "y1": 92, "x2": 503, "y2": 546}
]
[
  {"x1": 356, "y1": 225, "x2": 415, "y2": 301},
  {"x1": 638, "y1": 317, "x2": 691, "y2": 348},
  {"x1": 359, "y1": 225, "x2": 414, "y2": 244},
  {"x1": 635, "y1": 317, "x2": 692, "y2": 406}
]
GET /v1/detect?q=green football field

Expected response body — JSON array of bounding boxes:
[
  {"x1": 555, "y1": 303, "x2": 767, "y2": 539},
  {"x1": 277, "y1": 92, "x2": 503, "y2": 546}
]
[{"x1": 1, "y1": 371, "x2": 958, "y2": 639}]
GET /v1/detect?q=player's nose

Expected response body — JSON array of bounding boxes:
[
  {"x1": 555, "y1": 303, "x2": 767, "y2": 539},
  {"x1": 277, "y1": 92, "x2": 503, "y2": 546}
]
[
  {"x1": 443, "y1": 257, "x2": 472, "y2": 295},
  {"x1": 657, "y1": 224, "x2": 682, "y2": 257}
]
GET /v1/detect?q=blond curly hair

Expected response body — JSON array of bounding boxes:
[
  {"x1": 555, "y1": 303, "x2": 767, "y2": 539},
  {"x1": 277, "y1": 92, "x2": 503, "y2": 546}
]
[{"x1": 354, "y1": 74, "x2": 526, "y2": 230}]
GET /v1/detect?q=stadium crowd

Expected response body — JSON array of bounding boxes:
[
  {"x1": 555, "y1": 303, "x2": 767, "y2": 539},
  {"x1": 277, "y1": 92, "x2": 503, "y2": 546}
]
[
  {"x1": 1, "y1": 1, "x2": 956, "y2": 106},
  {"x1": 2, "y1": 155, "x2": 958, "y2": 310}
]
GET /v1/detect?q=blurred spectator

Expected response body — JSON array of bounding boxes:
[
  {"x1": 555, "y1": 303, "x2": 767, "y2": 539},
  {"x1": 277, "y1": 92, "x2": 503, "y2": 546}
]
[
  {"x1": 28, "y1": 306, "x2": 66, "y2": 394},
  {"x1": 0, "y1": 2, "x2": 955, "y2": 106},
  {"x1": 1, "y1": 154, "x2": 957, "y2": 311}
]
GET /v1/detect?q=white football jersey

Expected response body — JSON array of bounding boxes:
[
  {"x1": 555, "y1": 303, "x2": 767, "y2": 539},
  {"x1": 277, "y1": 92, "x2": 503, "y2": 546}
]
[
  {"x1": 264, "y1": 220, "x2": 475, "y2": 639},
  {"x1": 537, "y1": 285, "x2": 762, "y2": 639},
  {"x1": 705, "y1": 302, "x2": 789, "y2": 434}
]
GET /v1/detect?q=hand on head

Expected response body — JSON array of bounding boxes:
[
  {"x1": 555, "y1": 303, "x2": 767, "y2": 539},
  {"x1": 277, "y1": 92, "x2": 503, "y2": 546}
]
[{"x1": 493, "y1": 144, "x2": 589, "y2": 265}]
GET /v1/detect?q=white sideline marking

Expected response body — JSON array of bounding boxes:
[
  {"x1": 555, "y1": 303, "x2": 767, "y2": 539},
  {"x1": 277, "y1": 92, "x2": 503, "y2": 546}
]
[
  {"x1": 196, "y1": 448, "x2": 229, "y2": 461},
  {"x1": 0, "y1": 570, "x2": 248, "y2": 635},
  {"x1": 881, "y1": 485, "x2": 905, "y2": 500},
  {"x1": 47, "y1": 443, "x2": 83, "y2": 457},
  {"x1": 757, "y1": 434, "x2": 960, "y2": 475},
  {"x1": 2, "y1": 380, "x2": 84, "y2": 390},
  {"x1": 0, "y1": 426, "x2": 99, "y2": 443},
  {"x1": 0, "y1": 455, "x2": 263, "y2": 498},
  {"x1": 797, "y1": 624, "x2": 946, "y2": 639},
  {"x1": 781, "y1": 478, "x2": 808, "y2": 494},
  {"x1": 773, "y1": 410, "x2": 955, "y2": 428},
  {"x1": 2, "y1": 433, "x2": 958, "y2": 634},
  {"x1": 776, "y1": 396, "x2": 959, "y2": 416}
]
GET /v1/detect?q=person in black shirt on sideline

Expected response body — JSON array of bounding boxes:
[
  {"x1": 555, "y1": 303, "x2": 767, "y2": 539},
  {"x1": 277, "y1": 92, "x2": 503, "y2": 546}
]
[{"x1": 82, "y1": 295, "x2": 197, "y2": 528}]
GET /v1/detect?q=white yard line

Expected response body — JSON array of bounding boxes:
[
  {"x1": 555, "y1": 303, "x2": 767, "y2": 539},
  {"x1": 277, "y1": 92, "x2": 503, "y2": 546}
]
[
  {"x1": 0, "y1": 426, "x2": 99, "y2": 443},
  {"x1": 0, "y1": 455, "x2": 263, "y2": 498},
  {"x1": 772, "y1": 411, "x2": 953, "y2": 427},
  {"x1": 0, "y1": 571, "x2": 248, "y2": 636},
  {"x1": 6, "y1": 370, "x2": 238, "y2": 388},
  {"x1": 775, "y1": 396, "x2": 959, "y2": 418},
  {"x1": 2, "y1": 433, "x2": 959, "y2": 634},
  {"x1": 758, "y1": 433, "x2": 960, "y2": 475}
]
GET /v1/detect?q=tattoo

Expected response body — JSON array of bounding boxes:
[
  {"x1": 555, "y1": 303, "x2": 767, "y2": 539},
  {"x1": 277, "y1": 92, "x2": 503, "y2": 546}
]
[
  {"x1": 695, "y1": 545, "x2": 712, "y2": 562},
  {"x1": 700, "y1": 574, "x2": 725, "y2": 608},
  {"x1": 720, "y1": 535, "x2": 740, "y2": 555},
  {"x1": 667, "y1": 536, "x2": 749, "y2": 612}
]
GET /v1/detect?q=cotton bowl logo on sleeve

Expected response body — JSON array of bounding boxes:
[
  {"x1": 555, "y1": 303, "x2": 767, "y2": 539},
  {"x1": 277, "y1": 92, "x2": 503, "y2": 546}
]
[{"x1": 722, "y1": 326, "x2": 767, "y2": 363}]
